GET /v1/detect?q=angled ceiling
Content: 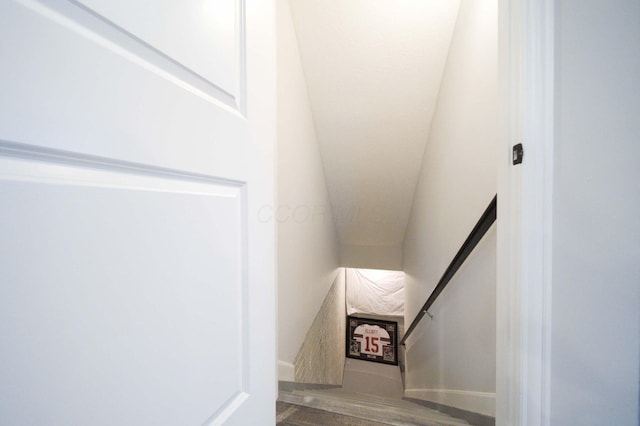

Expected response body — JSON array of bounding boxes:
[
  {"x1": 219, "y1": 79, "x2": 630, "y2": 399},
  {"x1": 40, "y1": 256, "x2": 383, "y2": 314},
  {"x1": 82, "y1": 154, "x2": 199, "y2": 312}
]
[{"x1": 289, "y1": 0, "x2": 461, "y2": 262}]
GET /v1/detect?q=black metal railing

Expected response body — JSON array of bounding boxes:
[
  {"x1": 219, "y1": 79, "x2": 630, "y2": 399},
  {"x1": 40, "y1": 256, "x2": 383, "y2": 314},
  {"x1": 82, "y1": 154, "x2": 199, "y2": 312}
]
[{"x1": 400, "y1": 195, "x2": 497, "y2": 346}]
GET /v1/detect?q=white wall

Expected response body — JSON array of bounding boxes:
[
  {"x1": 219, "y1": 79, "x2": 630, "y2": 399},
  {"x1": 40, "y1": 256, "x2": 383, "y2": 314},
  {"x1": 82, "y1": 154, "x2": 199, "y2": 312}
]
[
  {"x1": 550, "y1": 1, "x2": 640, "y2": 424},
  {"x1": 402, "y1": 0, "x2": 498, "y2": 416},
  {"x1": 276, "y1": 0, "x2": 341, "y2": 381},
  {"x1": 340, "y1": 244, "x2": 403, "y2": 272},
  {"x1": 405, "y1": 227, "x2": 497, "y2": 417}
]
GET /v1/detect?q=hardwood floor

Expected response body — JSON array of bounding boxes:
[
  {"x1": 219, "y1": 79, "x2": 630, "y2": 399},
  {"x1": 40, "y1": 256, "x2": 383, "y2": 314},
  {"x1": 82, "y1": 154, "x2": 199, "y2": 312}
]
[{"x1": 276, "y1": 402, "x2": 389, "y2": 425}]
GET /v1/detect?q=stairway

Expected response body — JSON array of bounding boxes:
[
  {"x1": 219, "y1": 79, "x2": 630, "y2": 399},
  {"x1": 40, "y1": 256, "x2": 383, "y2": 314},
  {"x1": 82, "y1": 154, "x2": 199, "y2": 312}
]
[
  {"x1": 278, "y1": 387, "x2": 469, "y2": 426},
  {"x1": 277, "y1": 358, "x2": 470, "y2": 426}
]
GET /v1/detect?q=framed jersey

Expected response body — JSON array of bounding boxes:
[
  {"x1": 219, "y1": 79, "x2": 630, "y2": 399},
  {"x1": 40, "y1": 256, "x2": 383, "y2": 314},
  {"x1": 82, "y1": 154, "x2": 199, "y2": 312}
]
[{"x1": 346, "y1": 316, "x2": 398, "y2": 365}]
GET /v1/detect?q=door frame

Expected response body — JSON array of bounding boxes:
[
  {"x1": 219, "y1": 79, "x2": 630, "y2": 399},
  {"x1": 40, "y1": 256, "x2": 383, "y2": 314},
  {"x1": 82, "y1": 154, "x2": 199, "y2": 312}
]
[{"x1": 496, "y1": 0, "x2": 555, "y2": 425}]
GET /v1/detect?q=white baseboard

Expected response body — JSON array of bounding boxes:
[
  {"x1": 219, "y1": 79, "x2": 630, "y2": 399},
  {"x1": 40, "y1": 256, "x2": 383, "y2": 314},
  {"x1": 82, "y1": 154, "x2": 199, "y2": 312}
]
[
  {"x1": 278, "y1": 360, "x2": 295, "y2": 382},
  {"x1": 404, "y1": 388, "x2": 496, "y2": 417}
]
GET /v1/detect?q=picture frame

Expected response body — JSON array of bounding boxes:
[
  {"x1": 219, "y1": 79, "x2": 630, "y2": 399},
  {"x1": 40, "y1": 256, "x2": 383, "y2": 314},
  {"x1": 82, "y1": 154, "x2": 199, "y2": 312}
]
[{"x1": 346, "y1": 316, "x2": 398, "y2": 365}]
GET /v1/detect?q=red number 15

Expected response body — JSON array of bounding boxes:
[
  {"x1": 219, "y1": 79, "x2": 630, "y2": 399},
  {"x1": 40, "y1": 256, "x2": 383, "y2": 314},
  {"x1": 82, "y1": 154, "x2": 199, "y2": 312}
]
[{"x1": 364, "y1": 336, "x2": 379, "y2": 353}]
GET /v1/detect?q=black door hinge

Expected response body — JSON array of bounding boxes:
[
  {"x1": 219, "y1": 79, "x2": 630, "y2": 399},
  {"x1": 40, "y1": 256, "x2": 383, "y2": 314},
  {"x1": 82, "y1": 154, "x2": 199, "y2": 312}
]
[{"x1": 513, "y1": 143, "x2": 523, "y2": 165}]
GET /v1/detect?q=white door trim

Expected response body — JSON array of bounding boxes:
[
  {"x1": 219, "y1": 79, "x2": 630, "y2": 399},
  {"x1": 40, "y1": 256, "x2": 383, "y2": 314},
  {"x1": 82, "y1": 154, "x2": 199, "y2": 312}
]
[{"x1": 496, "y1": 0, "x2": 554, "y2": 425}]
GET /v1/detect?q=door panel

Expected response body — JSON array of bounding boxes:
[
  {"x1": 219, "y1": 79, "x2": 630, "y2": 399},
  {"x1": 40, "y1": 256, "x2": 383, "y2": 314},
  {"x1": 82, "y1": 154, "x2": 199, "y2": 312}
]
[
  {"x1": 0, "y1": 0, "x2": 275, "y2": 424},
  {"x1": 0, "y1": 0, "x2": 246, "y2": 174},
  {"x1": 0, "y1": 152, "x2": 246, "y2": 424},
  {"x1": 76, "y1": 0, "x2": 239, "y2": 96}
]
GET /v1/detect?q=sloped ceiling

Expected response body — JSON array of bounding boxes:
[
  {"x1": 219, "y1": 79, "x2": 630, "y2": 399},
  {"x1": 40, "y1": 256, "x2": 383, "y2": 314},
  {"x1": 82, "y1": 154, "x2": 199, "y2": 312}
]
[{"x1": 289, "y1": 0, "x2": 461, "y2": 266}]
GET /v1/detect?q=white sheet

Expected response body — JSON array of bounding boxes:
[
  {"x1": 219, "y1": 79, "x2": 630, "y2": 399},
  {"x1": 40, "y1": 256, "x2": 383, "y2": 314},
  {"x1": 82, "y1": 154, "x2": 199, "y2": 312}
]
[{"x1": 346, "y1": 268, "x2": 404, "y2": 316}]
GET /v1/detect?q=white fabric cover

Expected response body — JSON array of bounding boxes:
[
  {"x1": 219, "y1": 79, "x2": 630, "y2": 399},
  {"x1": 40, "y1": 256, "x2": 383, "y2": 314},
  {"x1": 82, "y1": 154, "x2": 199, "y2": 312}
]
[{"x1": 346, "y1": 268, "x2": 405, "y2": 316}]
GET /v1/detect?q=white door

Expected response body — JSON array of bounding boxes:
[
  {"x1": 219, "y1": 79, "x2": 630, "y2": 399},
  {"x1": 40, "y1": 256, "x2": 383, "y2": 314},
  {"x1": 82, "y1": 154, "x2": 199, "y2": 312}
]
[{"x1": 0, "y1": 0, "x2": 275, "y2": 424}]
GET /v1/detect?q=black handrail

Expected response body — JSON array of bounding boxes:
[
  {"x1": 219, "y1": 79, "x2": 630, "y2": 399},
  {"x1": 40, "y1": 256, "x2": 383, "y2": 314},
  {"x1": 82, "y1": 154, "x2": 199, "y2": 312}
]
[{"x1": 400, "y1": 195, "x2": 497, "y2": 346}]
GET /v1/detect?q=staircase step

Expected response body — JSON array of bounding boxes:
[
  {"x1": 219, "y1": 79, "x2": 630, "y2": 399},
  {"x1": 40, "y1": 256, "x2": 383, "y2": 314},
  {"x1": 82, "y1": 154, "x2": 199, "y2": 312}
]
[{"x1": 278, "y1": 389, "x2": 470, "y2": 426}]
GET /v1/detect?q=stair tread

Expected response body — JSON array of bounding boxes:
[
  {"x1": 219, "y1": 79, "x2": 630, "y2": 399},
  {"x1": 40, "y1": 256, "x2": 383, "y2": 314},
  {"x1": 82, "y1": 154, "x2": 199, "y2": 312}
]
[
  {"x1": 292, "y1": 389, "x2": 439, "y2": 412},
  {"x1": 278, "y1": 389, "x2": 470, "y2": 426}
]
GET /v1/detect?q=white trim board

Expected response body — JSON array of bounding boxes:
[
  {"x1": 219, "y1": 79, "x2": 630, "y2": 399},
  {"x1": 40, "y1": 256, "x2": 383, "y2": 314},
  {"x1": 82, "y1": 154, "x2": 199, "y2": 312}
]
[
  {"x1": 496, "y1": 0, "x2": 554, "y2": 425},
  {"x1": 404, "y1": 389, "x2": 496, "y2": 418},
  {"x1": 278, "y1": 360, "x2": 295, "y2": 382}
]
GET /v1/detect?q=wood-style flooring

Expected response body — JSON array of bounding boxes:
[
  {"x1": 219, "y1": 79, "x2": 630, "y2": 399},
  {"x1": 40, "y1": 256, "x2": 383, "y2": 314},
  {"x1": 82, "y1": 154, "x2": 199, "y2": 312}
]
[{"x1": 276, "y1": 401, "x2": 389, "y2": 426}]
